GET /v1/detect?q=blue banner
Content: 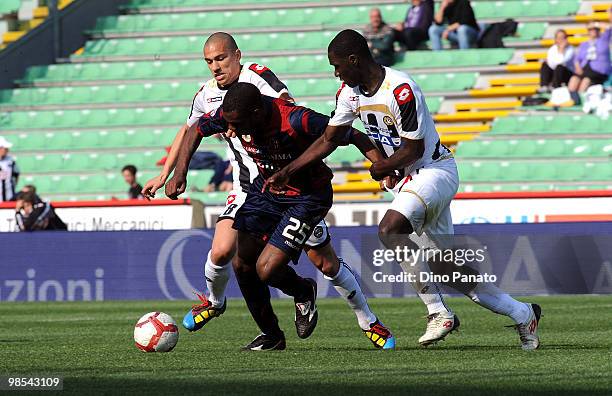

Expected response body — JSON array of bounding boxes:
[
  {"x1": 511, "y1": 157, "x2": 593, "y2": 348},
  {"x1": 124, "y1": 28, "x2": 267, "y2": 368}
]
[{"x1": 1, "y1": 223, "x2": 611, "y2": 302}]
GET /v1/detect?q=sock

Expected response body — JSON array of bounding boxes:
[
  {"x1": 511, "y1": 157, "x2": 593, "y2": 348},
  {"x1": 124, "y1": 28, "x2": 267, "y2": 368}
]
[
  {"x1": 400, "y1": 258, "x2": 451, "y2": 315},
  {"x1": 265, "y1": 264, "x2": 310, "y2": 301},
  {"x1": 204, "y1": 251, "x2": 231, "y2": 308},
  {"x1": 324, "y1": 259, "x2": 377, "y2": 330},
  {"x1": 234, "y1": 265, "x2": 282, "y2": 337},
  {"x1": 467, "y1": 282, "x2": 531, "y2": 324}
]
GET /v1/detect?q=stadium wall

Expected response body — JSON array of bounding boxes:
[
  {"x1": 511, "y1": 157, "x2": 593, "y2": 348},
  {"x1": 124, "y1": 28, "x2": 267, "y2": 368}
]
[{"x1": 1, "y1": 223, "x2": 610, "y2": 302}]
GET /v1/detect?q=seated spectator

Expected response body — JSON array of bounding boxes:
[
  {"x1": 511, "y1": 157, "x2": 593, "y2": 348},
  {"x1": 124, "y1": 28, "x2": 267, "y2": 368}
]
[
  {"x1": 122, "y1": 164, "x2": 143, "y2": 199},
  {"x1": 201, "y1": 160, "x2": 233, "y2": 193},
  {"x1": 0, "y1": 136, "x2": 19, "y2": 202},
  {"x1": 429, "y1": 0, "x2": 479, "y2": 51},
  {"x1": 394, "y1": 0, "x2": 434, "y2": 50},
  {"x1": 567, "y1": 22, "x2": 611, "y2": 104},
  {"x1": 539, "y1": 29, "x2": 575, "y2": 92},
  {"x1": 15, "y1": 191, "x2": 67, "y2": 231},
  {"x1": 363, "y1": 8, "x2": 396, "y2": 66}
]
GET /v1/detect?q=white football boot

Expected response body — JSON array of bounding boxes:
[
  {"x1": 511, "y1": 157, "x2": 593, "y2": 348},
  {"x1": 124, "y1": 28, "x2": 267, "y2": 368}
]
[
  {"x1": 510, "y1": 303, "x2": 541, "y2": 351},
  {"x1": 418, "y1": 311, "x2": 460, "y2": 346}
]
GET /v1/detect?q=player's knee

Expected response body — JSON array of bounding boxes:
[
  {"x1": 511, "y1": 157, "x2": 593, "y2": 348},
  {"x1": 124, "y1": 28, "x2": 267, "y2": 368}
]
[
  {"x1": 232, "y1": 255, "x2": 254, "y2": 279},
  {"x1": 307, "y1": 246, "x2": 339, "y2": 277},
  {"x1": 255, "y1": 257, "x2": 275, "y2": 284},
  {"x1": 210, "y1": 247, "x2": 234, "y2": 266}
]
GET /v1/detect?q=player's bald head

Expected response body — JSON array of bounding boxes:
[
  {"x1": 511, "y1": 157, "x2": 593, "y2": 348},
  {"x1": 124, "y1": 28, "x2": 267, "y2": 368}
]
[
  {"x1": 328, "y1": 29, "x2": 372, "y2": 60},
  {"x1": 204, "y1": 32, "x2": 239, "y2": 52}
]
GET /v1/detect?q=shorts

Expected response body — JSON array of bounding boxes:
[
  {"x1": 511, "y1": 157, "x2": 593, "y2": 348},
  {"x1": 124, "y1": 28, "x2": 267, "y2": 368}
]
[
  {"x1": 233, "y1": 176, "x2": 333, "y2": 258},
  {"x1": 576, "y1": 63, "x2": 609, "y2": 86},
  {"x1": 388, "y1": 158, "x2": 459, "y2": 237}
]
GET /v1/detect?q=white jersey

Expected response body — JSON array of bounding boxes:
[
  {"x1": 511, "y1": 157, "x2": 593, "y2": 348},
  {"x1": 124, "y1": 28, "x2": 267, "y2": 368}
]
[
  {"x1": 186, "y1": 62, "x2": 289, "y2": 192},
  {"x1": 329, "y1": 66, "x2": 452, "y2": 177},
  {"x1": 0, "y1": 154, "x2": 19, "y2": 202}
]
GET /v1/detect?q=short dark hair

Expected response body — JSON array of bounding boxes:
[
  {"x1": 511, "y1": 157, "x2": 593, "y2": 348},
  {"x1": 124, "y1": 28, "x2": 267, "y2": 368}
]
[
  {"x1": 22, "y1": 184, "x2": 36, "y2": 194},
  {"x1": 222, "y1": 82, "x2": 263, "y2": 114},
  {"x1": 17, "y1": 190, "x2": 36, "y2": 204},
  {"x1": 122, "y1": 165, "x2": 137, "y2": 175},
  {"x1": 205, "y1": 32, "x2": 238, "y2": 52},
  {"x1": 328, "y1": 29, "x2": 372, "y2": 59}
]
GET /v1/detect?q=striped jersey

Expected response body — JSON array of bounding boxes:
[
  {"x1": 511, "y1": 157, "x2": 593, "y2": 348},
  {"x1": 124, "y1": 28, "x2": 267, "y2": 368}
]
[
  {"x1": 329, "y1": 66, "x2": 452, "y2": 177},
  {"x1": 186, "y1": 62, "x2": 289, "y2": 192},
  {"x1": 0, "y1": 154, "x2": 19, "y2": 202}
]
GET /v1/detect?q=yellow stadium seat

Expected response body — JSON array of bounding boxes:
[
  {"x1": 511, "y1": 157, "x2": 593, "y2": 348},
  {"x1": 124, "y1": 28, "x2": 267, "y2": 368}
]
[
  {"x1": 437, "y1": 124, "x2": 491, "y2": 134},
  {"x1": 469, "y1": 86, "x2": 538, "y2": 97},
  {"x1": 455, "y1": 100, "x2": 522, "y2": 111},
  {"x1": 506, "y1": 63, "x2": 541, "y2": 72},
  {"x1": 333, "y1": 181, "x2": 380, "y2": 193},
  {"x1": 345, "y1": 172, "x2": 372, "y2": 182},
  {"x1": 488, "y1": 77, "x2": 539, "y2": 87},
  {"x1": 541, "y1": 36, "x2": 588, "y2": 46},
  {"x1": 575, "y1": 13, "x2": 610, "y2": 22},
  {"x1": 435, "y1": 111, "x2": 511, "y2": 122},
  {"x1": 592, "y1": 4, "x2": 611, "y2": 12},
  {"x1": 563, "y1": 27, "x2": 588, "y2": 35},
  {"x1": 33, "y1": 6, "x2": 49, "y2": 18},
  {"x1": 334, "y1": 193, "x2": 386, "y2": 201},
  {"x1": 440, "y1": 133, "x2": 476, "y2": 144},
  {"x1": 523, "y1": 52, "x2": 546, "y2": 61},
  {"x1": 2, "y1": 31, "x2": 25, "y2": 44}
]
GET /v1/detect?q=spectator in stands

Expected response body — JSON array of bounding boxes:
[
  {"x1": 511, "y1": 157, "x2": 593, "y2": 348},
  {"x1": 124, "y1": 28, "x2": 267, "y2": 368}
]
[
  {"x1": 15, "y1": 190, "x2": 67, "y2": 232},
  {"x1": 539, "y1": 29, "x2": 575, "y2": 92},
  {"x1": 121, "y1": 165, "x2": 144, "y2": 199},
  {"x1": 363, "y1": 8, "x2": 396, "y2": 66},
  {"x1": 0, "y1": 136, "x2": 19, "y2": 202},
  {"x1": 567, "y1": 22, "x2": 611, "y2": 104},
  {"x1": 429, "y1": 0, "x2": 479, "y2": 50},
  {"x1": 394, "y1": 0, "x2": 434, "y2": 50},
  {"x1": 204, "y1": 160, "x2": 233, "y2": 193}
]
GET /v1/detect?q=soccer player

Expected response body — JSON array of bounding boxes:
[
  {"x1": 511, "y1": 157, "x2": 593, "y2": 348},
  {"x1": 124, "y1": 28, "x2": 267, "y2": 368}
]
[
  {"x1": 266, "y1": 29, "x2": 541, "y2": 350},
  {"x1": 168, "y1": 82, "x2": 394, "y2": 350},
  {"x1": 142, "y1": 32, "x2": 394, "y2": 350}
]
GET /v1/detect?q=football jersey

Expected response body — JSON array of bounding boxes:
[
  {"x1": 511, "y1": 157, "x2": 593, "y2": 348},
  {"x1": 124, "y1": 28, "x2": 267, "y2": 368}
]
[
  {"x1": 186, "y1": 62, "x2": 289, "y2": 192},
  {"x1": 0, "y1": 154, "x2": 19, "y2": 202},
  {"x1": 329, "y1": 66, "x2": 452, "y2": 177},
  {"x1": 196, "y1": 97, "x2": 333, "y2": 195}
]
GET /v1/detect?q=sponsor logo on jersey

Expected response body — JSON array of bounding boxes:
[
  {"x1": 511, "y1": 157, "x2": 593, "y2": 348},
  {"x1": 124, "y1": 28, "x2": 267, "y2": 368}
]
[
  {"x1": 207, "y1": 96, "x2": 222, "y2": 103},
  {"x1": 226, "y1": 194, "x2": 236, "y2": 205},
  {"x1": 383, "y1": 115, "x2": 394, "y2": 126},
  {"x1": 249, "y1": 63, "x2": 270, "y2": 75},
  {"x1": 349, "y1": 95, "x2": 359, "y2": 102},
  {"x1": 313, "y1": 226, "x2": 323, "y2": 239},
  {"x1": 365, "y1": 125, "x2": 402, "y2": 147},
  {"x1": 241, "y1": 134, "x2": 252, "y2": 143},
  {"x1": 393, "y1": 83, "x2": 414, "y2": 105}
]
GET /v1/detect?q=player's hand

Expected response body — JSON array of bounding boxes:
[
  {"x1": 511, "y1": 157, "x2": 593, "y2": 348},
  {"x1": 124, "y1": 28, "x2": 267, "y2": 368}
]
[
  {"x1": 224, "y1": 129, "x2": 237, "y2": 138},
  {"x1": 442, "y1": 29, "x2": 450, "y2": 40},
  {"x1": 142, "y1": 174, "x2": 167, "y2": 201},
  {"x1": 369, "y1": 161, "x2": 391, "y2": 181},
  {"x1": 380, "y1": 175, "x2": 400, "y2": 191},
  {"x1": 165, "y1": 173, "x2": 187, "y2": 200},
  {"x1": 263, "y1": 168, "x2": 290, "y2": 194}
]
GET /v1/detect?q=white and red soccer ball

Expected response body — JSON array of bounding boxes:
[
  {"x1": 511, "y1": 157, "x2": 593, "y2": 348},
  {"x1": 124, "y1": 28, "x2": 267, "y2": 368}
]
[{"x1": 134, "y1": 312, "x2": 179, "y2": 352}]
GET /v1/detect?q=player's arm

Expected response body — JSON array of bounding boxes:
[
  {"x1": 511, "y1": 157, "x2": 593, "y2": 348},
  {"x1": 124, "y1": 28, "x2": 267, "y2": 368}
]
[
  {"x1": 164, "y1": 123, "x2": 202, "y2": 200},
  {"x1": 165, "y1": 108, "x2": 227, "y2": 199},
  {"x1": 370, "y1": 82, "x2": 424, "y2": 181},
  {"x1": 142, "y1": 124, "x2": 188, "y2": 200},
  {"x1": 370, "y1": 138, "x2": 424, "y2": 180}
]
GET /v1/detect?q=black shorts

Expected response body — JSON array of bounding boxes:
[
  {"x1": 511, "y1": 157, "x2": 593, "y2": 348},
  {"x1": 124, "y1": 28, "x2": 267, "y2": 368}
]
[
  {"x1": 576, "y1": 63, "x2": 609, "y2": 85},
  {"x1": 233, "y1": 176, "x2": 333, "y2": 259}
]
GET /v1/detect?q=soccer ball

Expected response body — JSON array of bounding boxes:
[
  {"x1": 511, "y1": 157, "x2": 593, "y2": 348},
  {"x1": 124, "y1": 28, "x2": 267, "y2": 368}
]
[{"x1": 134, "y1": 312, "x2": 179, "y2": 352}]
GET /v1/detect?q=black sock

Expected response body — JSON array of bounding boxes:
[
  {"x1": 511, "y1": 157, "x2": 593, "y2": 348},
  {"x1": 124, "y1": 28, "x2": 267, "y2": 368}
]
[{"x1": 235, "y1": 268, "x2": 283, "y2": 338}]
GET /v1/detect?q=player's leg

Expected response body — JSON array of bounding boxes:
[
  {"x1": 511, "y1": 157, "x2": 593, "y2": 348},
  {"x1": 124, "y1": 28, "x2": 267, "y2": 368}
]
[
  {"x1": 182, "y1": 192, "x2": 246, "y2": 332},
  {"x1": 378, "y1": 207, "x2": 458, "y2": 346},
  {"x1": 233, "y1": 230, "x2": 286, "y2": 351},
  {"x1": 304, "y1": 226, "x2": 395, "y2": 349},
  {"x1": 256, "y1": 242, "x2": 318, "y2": 339}
]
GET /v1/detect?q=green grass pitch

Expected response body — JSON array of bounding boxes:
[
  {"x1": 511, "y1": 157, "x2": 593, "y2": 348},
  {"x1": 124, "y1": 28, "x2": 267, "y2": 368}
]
[{"x1": 1, "y1": 295, "x2": 611, "y2": 395}]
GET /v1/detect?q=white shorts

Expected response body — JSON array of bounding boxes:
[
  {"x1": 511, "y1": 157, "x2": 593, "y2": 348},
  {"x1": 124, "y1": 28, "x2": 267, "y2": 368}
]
[
  {"x1": 388, "y1": 158, "x2": 459, "y2": 237},
  {"x1": 218, "y1": 190, "x2": 330, "y2": 248}
]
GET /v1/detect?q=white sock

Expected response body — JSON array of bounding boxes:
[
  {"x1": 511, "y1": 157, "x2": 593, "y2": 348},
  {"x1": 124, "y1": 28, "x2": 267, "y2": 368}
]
[
  {"x1": 400, "y1": 259, "x2": 451, "y2": 315},
  {"x1": 325, "y1": 260, "x2": 377, "y2": 330},
  {"x1": 204, "y1": 251, "x2": 231, "y2": 308},
  {"x1": 467, "y1": 282, "x2": 531, "y2": 324}
]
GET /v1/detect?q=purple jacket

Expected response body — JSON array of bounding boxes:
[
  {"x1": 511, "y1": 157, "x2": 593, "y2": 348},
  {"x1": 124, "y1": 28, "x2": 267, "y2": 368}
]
[
  {"x1": 404, "y1": 0, "x2": 434, "y2": 31},
  {"x1": 575, "y1": 28, "x2": 611, "y2": 76}
]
